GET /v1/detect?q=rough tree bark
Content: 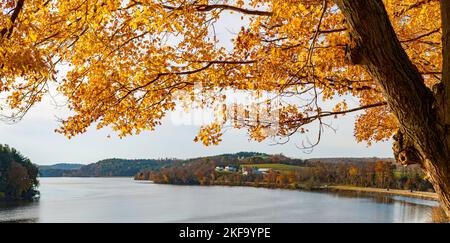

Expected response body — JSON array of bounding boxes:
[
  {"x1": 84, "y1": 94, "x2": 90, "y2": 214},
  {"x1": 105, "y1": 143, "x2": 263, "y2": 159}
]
[
  {"x1": 334, "y1": 0, "x2": 450, "y2": 217},
  {"x1": 440, "y1": 0, "x2": 450, "y2": 147}
]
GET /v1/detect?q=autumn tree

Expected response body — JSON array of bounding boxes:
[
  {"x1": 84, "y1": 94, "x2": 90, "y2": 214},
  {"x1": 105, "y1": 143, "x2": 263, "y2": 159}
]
[
  {"x1": 0, "y1": 144, "x2": 39, "y2": 200},
  {"x1": 2, "y1": 0, "x2": 450, "y2": 215},
  {"x1": 8, "y1": 161, "x2": 32, "y2": 197},
  {"x1": 348, "y1": 165, "x2": 359, "y2": 185}
]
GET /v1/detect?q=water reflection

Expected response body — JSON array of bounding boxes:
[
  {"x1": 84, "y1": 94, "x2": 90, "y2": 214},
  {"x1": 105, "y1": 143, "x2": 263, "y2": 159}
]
[
  {"x1": 326, "y1": 190, "x2": 438, "y2": 207},
  {"x1": 325, "y1": 190, "x2": 398, "y2": 204},
  {"x1": 0, "y1": 178, "x2": 438, "y2": 223},
  {"x1": 320, "y1": 190, "x2": 438, "y2": 223},
  {"x1": 0, "y1": 218, "x2": 39, "y2": 223},
  {"x1": 0, "y1": 200, "x2": 40, "y2": 223}
]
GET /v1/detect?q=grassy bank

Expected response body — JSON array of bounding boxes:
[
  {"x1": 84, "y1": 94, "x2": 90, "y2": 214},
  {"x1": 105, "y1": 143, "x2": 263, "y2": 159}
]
[{"x1": 241, "y1": 164, "x2": 304, "y2": 171}]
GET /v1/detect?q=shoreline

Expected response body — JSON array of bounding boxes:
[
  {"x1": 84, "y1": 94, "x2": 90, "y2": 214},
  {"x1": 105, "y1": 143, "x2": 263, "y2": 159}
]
[
  {"x1": 320, "y1": 185, "x2": 438, "y2": 201},
  {"x1": 137, "y1": 178, "x2": 439, "y2": 201}
]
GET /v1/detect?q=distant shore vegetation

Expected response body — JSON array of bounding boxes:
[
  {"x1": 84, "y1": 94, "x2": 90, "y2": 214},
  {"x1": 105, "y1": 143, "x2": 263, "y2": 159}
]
[{"x1": 135, "y1": 153, "x2": 433, "y2": 193}]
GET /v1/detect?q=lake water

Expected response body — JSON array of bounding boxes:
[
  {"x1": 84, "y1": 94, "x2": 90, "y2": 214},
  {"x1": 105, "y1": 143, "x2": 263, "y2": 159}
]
[{"x1": 0, "y1": 177, "x2": 439, "y2": 223}]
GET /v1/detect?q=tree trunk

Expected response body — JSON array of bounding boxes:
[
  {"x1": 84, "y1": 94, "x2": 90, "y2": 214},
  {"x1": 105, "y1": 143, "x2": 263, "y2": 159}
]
[{"x1": 334, "y1": 0, "x2": 450, "y2": 217}]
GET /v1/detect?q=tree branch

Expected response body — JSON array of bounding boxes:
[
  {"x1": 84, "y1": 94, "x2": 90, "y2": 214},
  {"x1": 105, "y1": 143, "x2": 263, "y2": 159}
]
[
  {"x1": 0, "y1": 0, "x2": 25, "y2": 39},
  {"x1": 162, "y1": 4, "x2": 273, "y2": 16},
  {"x1": 401, "y1": 28, "x2": 441, "y2": 43},
  {"x1": 284, "y1": 102, "x2": 387, "y2": 126}
]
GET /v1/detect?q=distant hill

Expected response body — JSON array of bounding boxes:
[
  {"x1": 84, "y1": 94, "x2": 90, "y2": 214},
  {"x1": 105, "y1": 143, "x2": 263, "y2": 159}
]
[
  {"x1": 39, "y1": 163, "x2": 83, "y2": 171},
  {"x1": 38, "y1": 163, "x2": 84, "y2": 177},
  {"x1": 180, "y1": 152, "x2": 304, "y2": 167},
  {"x1": 305, "y1": 157, "x2": 395, "y2": 164},
  {"x1": 60, "y1": 158, "x2": 181, "y2": 177},
  {"x1": 210, "y1": 152, "x2": 270, "y2": 159}
]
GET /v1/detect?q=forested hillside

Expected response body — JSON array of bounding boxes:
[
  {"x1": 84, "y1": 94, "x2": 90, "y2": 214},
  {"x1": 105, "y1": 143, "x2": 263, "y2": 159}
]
[
  {"x1": 61, "y1": 158, "x2": 181, "y2": 177},
  {"x1": 38, "y1": 163, "x2": 84, "y2": 177}
]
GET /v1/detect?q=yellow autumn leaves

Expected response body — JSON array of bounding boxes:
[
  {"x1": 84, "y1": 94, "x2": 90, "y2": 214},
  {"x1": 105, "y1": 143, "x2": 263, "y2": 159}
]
[{"x1": 0, "y1": 0, "x2": 442, "y2": 146}]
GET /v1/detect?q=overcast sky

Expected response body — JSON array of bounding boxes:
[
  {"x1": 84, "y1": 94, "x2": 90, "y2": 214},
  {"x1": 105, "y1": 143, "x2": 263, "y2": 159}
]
[
  {"x1": 0, "y1": 95, "x2": 392, "y2": 165},
  {"x1": 0, "y1": 11, "x2": 392, "y2": 165}
]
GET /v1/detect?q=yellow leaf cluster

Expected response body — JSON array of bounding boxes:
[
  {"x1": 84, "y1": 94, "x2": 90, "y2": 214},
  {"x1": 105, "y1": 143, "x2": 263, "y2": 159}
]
[{"x1": 0, "y1": 0, "x2": 442, "y2": 145}]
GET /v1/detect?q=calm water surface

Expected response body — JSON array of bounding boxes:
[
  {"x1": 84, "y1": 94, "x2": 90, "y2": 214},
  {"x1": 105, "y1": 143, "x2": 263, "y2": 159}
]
[{"x1": 0, "y1": 177, "x2": 438, "y2": 223}]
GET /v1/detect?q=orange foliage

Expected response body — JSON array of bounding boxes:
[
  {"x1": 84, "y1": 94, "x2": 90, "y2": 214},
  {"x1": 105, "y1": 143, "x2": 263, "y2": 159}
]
[{"x1": 0, "y1": 0, "x2": 442, "y2": 145}]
